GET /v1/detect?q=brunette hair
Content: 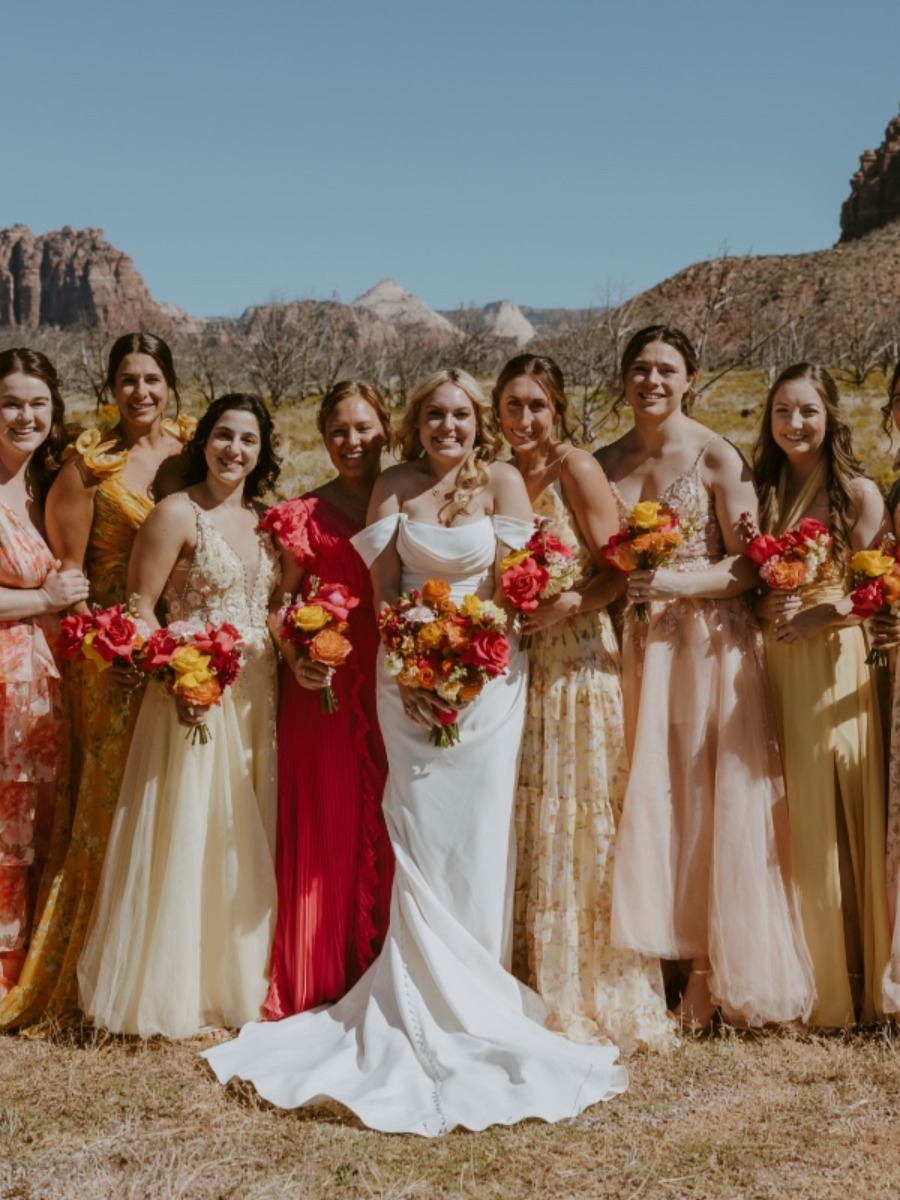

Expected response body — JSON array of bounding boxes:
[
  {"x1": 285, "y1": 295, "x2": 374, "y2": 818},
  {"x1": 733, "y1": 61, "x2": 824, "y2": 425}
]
[
  {"x1": 184, "y1": 393, "x2": 280, "y2": 499},
  {"x1": 752, "y1": 363, "x2": 863, "y2": 564},
  {"x1": 615, "y1": 324, "x2": 700, "y2": 419},
  {"x1": 492, "y1": 353, "x2": 577, "y2": 442},
  {"x1": 105, "y1": 332, "x2": 181, "y2": 411},
  {"x1": 317, "y1": 379, "x2": 392, "y2": 444},
  {"x1": 399, "y1": 368, "x2": 500, "y2": 521},
  {"x1": 0, "y1": 347, "x2": 67, "y2": 498},
  {"x1": 880, "y1": 361, "x2": 900, "y2": 438}
]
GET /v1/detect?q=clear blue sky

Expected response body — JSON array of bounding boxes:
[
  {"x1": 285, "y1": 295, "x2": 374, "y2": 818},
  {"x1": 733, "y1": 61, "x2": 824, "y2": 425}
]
[{"x1": 3, "y1": 0, "x2": 898, "y2": 317}]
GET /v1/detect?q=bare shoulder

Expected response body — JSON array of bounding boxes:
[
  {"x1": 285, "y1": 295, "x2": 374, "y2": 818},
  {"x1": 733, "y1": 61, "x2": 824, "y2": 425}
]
[
  {"x1": 50, "y1": 453, "x2": 97, "y2": 497},
  {"x1": 146, "y1": 491, "x2": 196, "y2": 531},
  {"x1": 701, "y1": 435, "x2": 751, "y2": 480},
  {"x1": 489, "y1": 460, "x2": 522, "y2": 486},
  {"x1": 593, "y1": 431, "x2": 632, "y2": 474},
  {"x1": 561, "y1": 446, "x2": 609, "y2": 484},
  {"x1": 849, "y1": 474, "x2": 888, "y2": 512}
]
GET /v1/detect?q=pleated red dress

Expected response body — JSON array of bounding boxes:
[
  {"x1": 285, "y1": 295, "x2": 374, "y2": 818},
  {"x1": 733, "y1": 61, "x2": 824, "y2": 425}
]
[{"x1": 261, "y1": 495, "x2": 392, "y2": 1019}]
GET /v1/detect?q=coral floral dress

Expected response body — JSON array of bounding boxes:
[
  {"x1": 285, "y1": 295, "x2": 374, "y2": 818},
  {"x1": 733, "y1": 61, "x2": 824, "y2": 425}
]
[
  {"x1": 0, "y1": 501, "x2": 62, "y2": 999},
  {"x1": 261, "y1": 494, "x2": 392, "y2": 1019},
  {"x1": 0, "y1": 425, "x2": 189, "y2": 1032}
]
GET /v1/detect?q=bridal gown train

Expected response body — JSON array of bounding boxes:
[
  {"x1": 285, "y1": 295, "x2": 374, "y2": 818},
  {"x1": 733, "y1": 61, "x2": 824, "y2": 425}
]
[{"x1": 204, "y1": 514, "x2": 627, "y2": 1135}]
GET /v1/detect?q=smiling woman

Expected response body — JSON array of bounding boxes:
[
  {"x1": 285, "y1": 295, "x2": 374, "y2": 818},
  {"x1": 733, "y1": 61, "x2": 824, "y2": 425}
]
[
  {"x1": 77, "y1": 393, "x2": 281, "y2": 1039},
  {"x1": 0, "y1": 349, "x2": 89, "y2": 1000}
]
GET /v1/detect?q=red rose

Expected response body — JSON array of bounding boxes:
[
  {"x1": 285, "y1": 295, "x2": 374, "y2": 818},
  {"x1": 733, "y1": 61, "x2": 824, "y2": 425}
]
[
  {"x1": 59, "y1": 612, "x2": 96, "y2": 659},
  {"x1": 746, "y1": 534, "x2": 782, "y2": 566},
  {"x1": 314, "y1": 583, "x2": 359, "y2": 622},
  {"x1": 91, "y1": 607, "x2": 138, "y2": 662},
  {"x1": 140, "y1": 628, "x2": 181, "y2": 670},
  {"x1": 461, "y1": 630, "x2": 510, "y2": 677},
  {"x1": 501, "y1": 558, "x2": 550, "y2": 613},
  {"x1": 851, "y1": 577, "x2": 887, "y2": 619},
  {"x1": 796, "y1": 518, "x2": 830, "y2": 543}
]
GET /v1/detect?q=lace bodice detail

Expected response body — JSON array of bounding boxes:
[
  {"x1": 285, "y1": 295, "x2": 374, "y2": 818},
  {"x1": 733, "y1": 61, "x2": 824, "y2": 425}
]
[
  {"x1": 610, "y1": 440, "x2": 724, "y2": 572},
  {"x1": 162, "y1": 500, "x2": 278, "y2": 652}
]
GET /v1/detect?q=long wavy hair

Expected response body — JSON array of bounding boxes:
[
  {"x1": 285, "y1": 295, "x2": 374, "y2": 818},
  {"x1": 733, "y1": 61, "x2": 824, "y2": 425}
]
[
  {"x1": 185, "y1": 393, "x2": 280, "y2": 500},
  {"x1": 491, "y1": 352, "x2": 577, "y2": 443},
  {"x1": 398, "y1": 368, "x2": 500, "y2": 522},
  {"x1": 752, "y1": 363, "x2": 863, "y2": 564},
  {"x1": 0, "y1": 347, "x2": 68, "y2": 498},
  {"x1": 104, "y1": 332, "x2": 181, "y2": 413},
  {"x1": 613, "y1": 324, "x2": 700, "y2": 420}
]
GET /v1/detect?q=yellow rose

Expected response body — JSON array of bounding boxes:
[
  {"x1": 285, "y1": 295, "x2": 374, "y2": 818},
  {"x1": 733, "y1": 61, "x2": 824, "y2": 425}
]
[
  {"x1": 82, "y1": 629, "x2": 112, "y2": 673},
  {"x1": 850, "y1": 549, "x2": 895, "y2": 578},
  {"x1": 630, "y1": 501, "x2": 668, "y2": 531},
  {"x1": 170, "y1": 646, "x2": 214, "y2": 692},
  {"x1": 292, "y1": 603, "x2": 330, "y2": 632},
  {"x1": 500, "y1": 549, "x2": 530, "y2": 570},
  {"x1": 460, "y1": 595, "x2": 483, "y2": 619},
  {"x1": 417, "y1": 621, "x2": 445, "y2": 650}
]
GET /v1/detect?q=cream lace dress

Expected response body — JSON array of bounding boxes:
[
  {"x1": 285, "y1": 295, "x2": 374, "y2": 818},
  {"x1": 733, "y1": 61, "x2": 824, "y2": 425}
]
[{"x1": 78, "y1": 499, "x2": 279, "y2": 1037}]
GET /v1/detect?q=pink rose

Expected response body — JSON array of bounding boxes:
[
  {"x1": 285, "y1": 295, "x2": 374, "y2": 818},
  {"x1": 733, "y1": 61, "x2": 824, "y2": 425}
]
[
  {"x1": 501, "y1": 558, "x2": 550, "y2": 613},
  {"x1": 59, "y1": 612, "x2": 96, "y2": 659},
  {"x1": 746, "y1": 534, "x2": 782, "y2": 567},
  {"x1": 461, "y1": 630, "x2": 510, "y2": 677},
  {"x1": 140, "y1": 628, "x2": 181, "y2": 670},
  {"x1": 91, "y1": 607, "x2": 138, "y2": 662},
  {"x1": 314, "y1": 583, "x2": 360, "y2": 622}
]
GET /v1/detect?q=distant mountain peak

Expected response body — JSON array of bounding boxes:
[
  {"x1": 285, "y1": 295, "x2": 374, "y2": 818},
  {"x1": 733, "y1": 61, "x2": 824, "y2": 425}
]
[{"x1": 352, "y1": 278, "x2": 457, "y2": 333}]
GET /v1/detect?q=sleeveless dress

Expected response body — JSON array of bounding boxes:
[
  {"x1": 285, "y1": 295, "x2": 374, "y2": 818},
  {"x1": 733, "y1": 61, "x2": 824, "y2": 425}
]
[
  {"x1": 203, "y1": 514, "x2": 628, "y2": 1135},
  {"x1": 762, "y1": 463, "x2": 889, "y2": 1026},
  {"x1": 513, "y1": 480, "x2": 675, "y2": 1054},
  {"x1": 610, "y1": 439, "x2": 815, "y2": 1026},
  {"x1": 0, "y1": 502, "x2": 62, "y2": 998},
  {"x1": 0, "y1": 431, "x2": 167, "y2": 1031},
  {"x1": 261, "y1": 495, "x2": 392, "y2": 1019},
  {"x1": 77, "y1": 498, "x2": 279, "y2": 1037}
]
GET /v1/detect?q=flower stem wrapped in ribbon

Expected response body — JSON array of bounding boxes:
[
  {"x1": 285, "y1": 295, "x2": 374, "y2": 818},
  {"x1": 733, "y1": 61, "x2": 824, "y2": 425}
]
[
  {"x1": 137, "y1": 620, "x2": 243, "y2": 745},
  {"x1": 378, "y1": 578, "x2": 510, "y2": 748},
  {"x1": 276, "y1": 575, "x2": 358, "y2": 713},
  {"x1": 59, "y1": 596, "x2": 151, "y2": 673},
  {"x1": 738, "y1": 512, "x2": 833, "y2": 591},
  {"x1": 602, "y1": 501, "x2": 685, "y2": 622},
  {"x1": 849, "y1": 535, "x2": 900, "y2": 668},
  {"x1": 499, "y1": 517, "x2": 580, "y2": 649}
]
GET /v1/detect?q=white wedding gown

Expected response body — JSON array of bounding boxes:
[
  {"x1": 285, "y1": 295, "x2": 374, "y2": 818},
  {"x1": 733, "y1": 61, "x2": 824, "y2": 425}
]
[{"x1": 203, "y1": 514, "x2": 627, "y2": 1135}]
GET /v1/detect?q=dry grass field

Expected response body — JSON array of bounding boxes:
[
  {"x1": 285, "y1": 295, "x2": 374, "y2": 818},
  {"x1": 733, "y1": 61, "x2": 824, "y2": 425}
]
[{"x1": 4, "y1": 368, "x2": 899, "y2": 1200}]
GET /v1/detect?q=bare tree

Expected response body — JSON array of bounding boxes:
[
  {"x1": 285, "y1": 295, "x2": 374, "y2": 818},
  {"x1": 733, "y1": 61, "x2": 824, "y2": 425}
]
[{"x1": 246, "y1": 301, "x2": 304, "y2": 407}]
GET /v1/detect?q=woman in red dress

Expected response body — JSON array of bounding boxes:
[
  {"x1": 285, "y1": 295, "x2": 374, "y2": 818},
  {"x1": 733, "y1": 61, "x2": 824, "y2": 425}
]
[{"x1": 262, "y1": 380, "x2": 394, "y2": 1018}]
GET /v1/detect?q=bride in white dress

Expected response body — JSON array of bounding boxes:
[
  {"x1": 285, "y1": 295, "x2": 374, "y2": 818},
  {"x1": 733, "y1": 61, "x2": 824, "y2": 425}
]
[{"x1": 203, "y1": 370, "x2": 627, "y2": 1134}]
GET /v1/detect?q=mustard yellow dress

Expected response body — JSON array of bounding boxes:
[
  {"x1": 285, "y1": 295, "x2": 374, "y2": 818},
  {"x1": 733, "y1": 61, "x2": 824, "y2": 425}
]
[
  {"x1": 763, "y1": 463, "x2": 890, "y2": 1026},
  {"x1": 513, "y1": 480, "x2": 675, "y2": 1054},
  {"x1": 0, "y1": 427, "x2": 185, "y2": 1032}
]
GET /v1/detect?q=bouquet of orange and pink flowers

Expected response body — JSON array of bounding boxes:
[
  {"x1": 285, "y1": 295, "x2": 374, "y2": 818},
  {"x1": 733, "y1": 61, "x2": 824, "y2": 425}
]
[
  {"x1": 137, "y1": 620, "x2": 243, "y2": 745},
  {"x1": 500, "y1": 518, "x2": 580, "y2": 648},
  {"x1": 276, "y1": 576, "x2": 358, "y2": 713},
  {"x1": 849, "y1": 536, "x2": 900, "y2": 667},
  {"x1": 59, "y1": 597, "x2": 151, "y2": 673},
  {"x1": 738, "y1": 512, "x2": 833, "y2": 591},
  {"x1": 378, "y1": 578, "x2": 510, "y2": 748},
  {"x1": 602, "y1": 500, "x2": 685, "y2": 622}
]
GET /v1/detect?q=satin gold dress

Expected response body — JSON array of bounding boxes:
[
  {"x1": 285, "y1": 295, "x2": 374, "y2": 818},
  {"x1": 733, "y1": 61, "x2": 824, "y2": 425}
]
[{"x1": 763, "y1": 463, "x2": 889, "y2": 1026}]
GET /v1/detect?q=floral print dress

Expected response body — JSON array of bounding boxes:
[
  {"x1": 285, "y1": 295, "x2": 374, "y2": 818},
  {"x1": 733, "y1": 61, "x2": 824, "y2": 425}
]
[
  {"x1": 512, "y1": 479, "x2": 675, "y2": 1054},
  {"x1": 0, "y1": 501, "x2": 62, "y2": 999}
]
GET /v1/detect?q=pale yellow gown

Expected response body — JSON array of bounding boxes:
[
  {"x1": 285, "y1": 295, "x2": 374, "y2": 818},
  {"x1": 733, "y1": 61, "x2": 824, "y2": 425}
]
[{"x1": 763, "y1": 462, "x2": 890, "y2": 1027}]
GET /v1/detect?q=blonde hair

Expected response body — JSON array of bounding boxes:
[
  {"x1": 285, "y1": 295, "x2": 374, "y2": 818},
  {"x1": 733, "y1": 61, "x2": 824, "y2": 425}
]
[{"x1": 399, "y1": 368, "x2": 500, "y2": 521}]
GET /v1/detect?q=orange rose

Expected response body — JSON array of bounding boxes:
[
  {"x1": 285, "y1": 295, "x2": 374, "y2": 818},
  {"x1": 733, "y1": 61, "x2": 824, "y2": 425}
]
[
  {"x1": 417, "y1": 666, "x2": 436, "y2": 689},
  {"x1": 398, "y1": 666, "x2": 420, "y2": 687},
  {"x1": 422, "y1": 579, "x2": 452, "y2": 607},
  {"x1": 458, "y1": 682, "x2": 482, "y2": 703},
  {"x1": 309, "y1": 628, "x2": 352, "y2": 667},
  {"x1": 883, "y1": 568, "x2": 900, "y2": 607},
  {"x1": 764, "y1": 559, "x2": 807, "y2": 590},
  {"x1": 443, "y1": 621, "x2": 469, "y2": 651},
  {"x1": 604, "y1": 540, "x2": 638, "y2": 573},
  {"x1": 179, "y1": 677, "x2": 222, "y2": 707}
]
